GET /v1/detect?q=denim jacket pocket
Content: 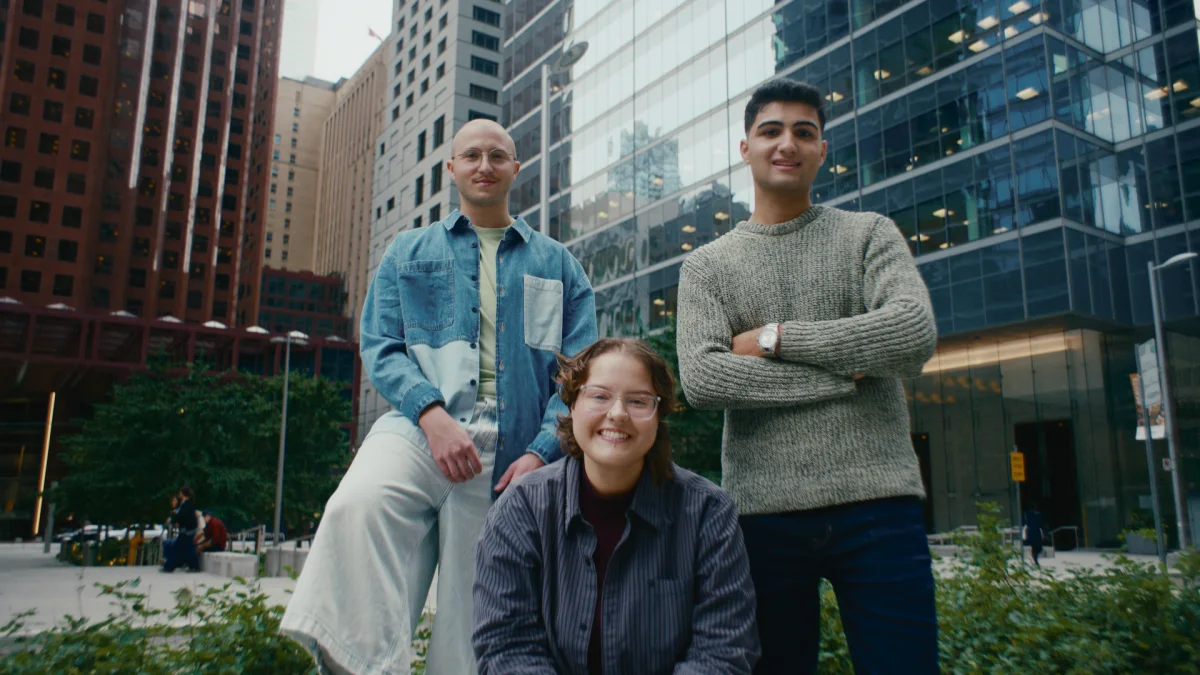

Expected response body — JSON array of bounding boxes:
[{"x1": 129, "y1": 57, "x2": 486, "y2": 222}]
[
  {"x1": 523, "y1": 274, "x2": 563, "y2": 352},
  {"x1": 396, "y1": 259, "x2": 455, "y2": 331}
]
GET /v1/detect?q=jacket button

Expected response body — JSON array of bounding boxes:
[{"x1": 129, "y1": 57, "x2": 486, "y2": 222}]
[
  {"x1": 470, "y1": 379, "x2": 477, "y2": 386},
  {"x1": 470, "y1": 342, "x2": 477, "y2": 349},
  {"x1": 471, "y1": 275, "x2": 478, "y2": 281},
  {"x1": 578, "y1": 622, "x2": 586, "y2": 632},
  {"x1": 460, "y1": 418, "x2": 467, "y2": 423},
  {"x1": 472, "y1": 307, "x2": 478, "y2": 313},
  {"x1": 471, "y1": 242, "x2": 478, "y2": 248}
]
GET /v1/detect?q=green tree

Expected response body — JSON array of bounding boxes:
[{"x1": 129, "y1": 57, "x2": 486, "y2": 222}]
[
  {"x1": 641, "y1": 319, "x2": 725, "y2": 483},
  {"x1": 55, "y1": 361, "x2": 350, "y2": 532}
]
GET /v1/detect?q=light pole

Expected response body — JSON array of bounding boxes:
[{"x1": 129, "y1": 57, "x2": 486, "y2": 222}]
[
  {"x1": 538, "y1": 41, "x2": 589, "y2": 233},
  {"x1": 1148, "y1": 251, "x2": 1197, "y2": 549},
  {"x1": 270, "y1": 330, "x2": 309, "y2": 545}
]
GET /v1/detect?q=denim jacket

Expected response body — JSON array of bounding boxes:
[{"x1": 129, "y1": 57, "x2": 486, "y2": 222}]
[{"x1": 360, "y1": 210, "x2": 597, "y2": 489}]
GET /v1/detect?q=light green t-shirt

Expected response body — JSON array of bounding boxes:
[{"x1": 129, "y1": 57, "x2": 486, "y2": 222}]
[{"x1": 473, "y1": 225, "x2": 508, "y2": 399}]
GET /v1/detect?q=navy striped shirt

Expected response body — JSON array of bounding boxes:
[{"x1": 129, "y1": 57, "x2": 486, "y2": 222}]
[{"x1": 473, "y1": 456, "x2": 760, "y2": 674}]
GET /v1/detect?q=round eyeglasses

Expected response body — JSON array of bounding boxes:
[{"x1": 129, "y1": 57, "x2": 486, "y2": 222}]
[{"x1": 577, "y1": 385, "x2": 661, "y2": 421}]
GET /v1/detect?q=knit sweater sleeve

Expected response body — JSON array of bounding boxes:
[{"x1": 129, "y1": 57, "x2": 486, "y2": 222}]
[
  {"x1": 676, "y1": 252, "x2": 856, "y2": 411},
  {"x1": 778, "y1": 215, "x2": 937, "y2": 378}
]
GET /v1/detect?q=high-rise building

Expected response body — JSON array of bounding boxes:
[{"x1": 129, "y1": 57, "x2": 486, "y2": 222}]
[
  {"x1": 503, "y1": 0, "x2": 1200, "y2": 547},
  {"x1": 277, "y1": 0, "x2": 319, "y2": 79},
  {"x1": 0, "y1": 0, "x2": 283, "y2": 328},
  {"x1": 358, "y1": 0, "x2": 506, "y2": 437},
  {"x1": 313, "y1": 45, "x2": 386, "y2": 340},
  {"x1": 264, "y1": 76, "x2": 335, "y2": 272}
]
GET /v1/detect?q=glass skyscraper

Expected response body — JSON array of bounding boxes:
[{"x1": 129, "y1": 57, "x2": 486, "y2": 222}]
[{"x1": 502, "y1": 0, "x2": 1200, "y2": 547}]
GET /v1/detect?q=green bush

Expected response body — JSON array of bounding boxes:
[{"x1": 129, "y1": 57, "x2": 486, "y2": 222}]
[
  {"x1": 815, "y1": 503, "x2": 1200, "y2": 674},
  {"x1": 0, "y1": 578, "x2": 316, "y2": 675}
]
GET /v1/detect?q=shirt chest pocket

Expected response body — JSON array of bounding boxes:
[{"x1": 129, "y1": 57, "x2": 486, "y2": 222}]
[
  {"x1": 523, "y1": 275, "x2": 563, "y2": 352},
  {"x1": 396, "y1": 259, "x2": 455, "y2": 331}
]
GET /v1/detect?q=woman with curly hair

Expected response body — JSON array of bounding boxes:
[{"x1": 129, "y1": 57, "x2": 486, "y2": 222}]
[{"x1": 473, "y1": 337, "x2": 759, "y2": 674}]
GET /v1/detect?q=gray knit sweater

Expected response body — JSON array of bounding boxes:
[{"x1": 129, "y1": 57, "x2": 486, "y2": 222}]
[{"x1": 676, "y1": 205, "x2": 937, "y2": 516}]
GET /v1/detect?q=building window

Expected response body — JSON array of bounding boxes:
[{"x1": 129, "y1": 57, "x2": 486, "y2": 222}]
[
  {"x1": 469, "y1": 84, "x2": 498, "y2": 104},
  {"x1": 66, "y1": 173, "x2": 86, "y2": 194},
  {"x1": 284, "y1": 218, "x2": 290, "y2": 229},
  {"x1": 42, "y1": 100, "x2": 63, "y2": 122},
  {"x1": 415, "y1": 175, "x2": 424, "y2": 206},
  {"x1": 52, "y1": 274, "x2": 73, "y2": 297},
  {"x1": 0, "y1": 161, "x2": 20, "y2": 183},
  {"x1": 47, "y1": 67, "x2": 66, "y2": 90},
  {"x1": 420, "y1": 79, "x2": 429, "y2": 94},
  {"x1": 0, "y1": 196, "x2": 15, "y2": 217},
  {"x1": 285, "y1": 202, "x2": 292, "y2": 212},
  {"x1": 79, "y1": 75, "x2": 98, "y2": 96},
  {"x1": 269, "y1": 198, "x2": 276, "y2": 209},
  {"x1": 439, "y1": 13, "x2": 448, "y2": 30},
  {"x1": 286, "y1": 187, "x2": 293, "y2": 197},
  {"x1": 87, "y1": 12, "x2": 104, "y2": 33},
  {"x1": 265, "y1": 231, "x2": 273, "y2": 242},
  {"x1": 470, "y1": 55, "x2": 498, "y2": 77},
  {"x1": 470, "y1": 30, "x2": 498, "y2": 51},
  {"x1": 61, "y1": 206, "x2": 82, "y2": 228},
  {"x1": 387, "y1": 197, "x2": 395, "y2": 211},
  {"x1": 392, "y1": 106, "x2": 400, "y2": 120},
  {"x1": 273, "y1": 149, "x2": 280, "y2": 160},
  {"x1": 413, "y1": 215, "x2": 423, "y2": 229},
  {"x1": 71, "y1": 140, "x2": 90, "y2": 161},
  {"x1": 9, "y1": 93, "x2": 32, "y2": 116},
  {"x1": 394, "y1": 61, "x2": 402, "y2": 76},
  {"x1": 29, "y1": 200, "x2": 49, "y2": 222},
  {"x1": 15, "y1": 60, "x2": 35, "y2": 83},
  {"x1": 436, "y1": 63, "x2": 445, "y2": 80},
  {"x1": 438, "y1": 38, "x2": 446, "y2": 55},
  {"x1": 408, "y1": 69, "x2": 416, "y2": 84},
  {"x1": 55, "y1": 3, "x2": 74, "y2": 24},
  {"x1": 33, "y1": 167, "x2": 54, "y2": 189},
  {"x1": 281, "y1": 250, "x2": 288, "y2": 261},
  {"x1": 429, "y1": 203, "x2": 441, "y2": 223},
  {"x1": 289, "y1": 154, "x2": 295, "y2": 164},
  {"x1": 51, "y1": 35, "x2": 72, "y2": 57},
  {"x1": 288, "y1": 170, "x2": 294, "y2": 181},
  {"x1": 422, "y1": 54, "x2": 430, "y2": 70},
  {"x1": 57, "y1": 239, "x2": 78, "y2": 261},
  {"x1": 38, "y1": 133, "x2": 59, "y2": 155},
  {"x1": 20, "y1": 270, "x2": 41, "y2": 293},
  {"x1": 472, "y1": 5, "x2": 500, "y2": 26},
  {"x1": 418, "y1": 131, "x2": 427, "y2": 160},
  {"x1": 283, "y1": 234, "x2": 289, "y2": 244},
  {"x1": 293, "y1": 107, "x2": 300, "y2": 117},
  {"x1": 292, "y1": 122, "x2": 298, "y2": 132},
  {"x1": 406, "y1": 93, "x2": 414, "y2": 108},
  {"x1": 424, "y1": 7, "x2": 432, "y2": 21},
  {"x1": 433, "y1": 116, "x2": 445, "y2": 147},
  {"x1": 23, "y1": 0, "x2": 44, "y2": 17},
  {"x1": 468, "y1": 110, "x2": 496, "y2": 121},
  {"x1": 270, "y1": 183, "x2": 276, "y2": 193},
  {"x1": 265, "y1": 248, "x2": 272, "y2": 259},
  {"x1": 74, "y1": 107, "x2": 94, "y2": 129},
  {"x1": 25, "y1": 234, "x2": 46, "y2": 258},
  {"x1": 6, "y1": 127, "x2": 28, "y2": 149},
  {"x1": 18, "y1": 28, "x2": 39, "y2": 50},
  {"x1": 431, "y1": 163, "x2": 442, "y2": 193}
]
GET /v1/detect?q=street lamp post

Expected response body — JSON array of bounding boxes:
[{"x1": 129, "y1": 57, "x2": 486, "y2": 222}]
[
  {"x1": 538, "y1": 42, "x2": 589, "y2": 233},
  {"x1": 270, "y1": 330, "x2": 309, "y2": 546},
  {"x1": 1148, "y1": 251, "x2": 1198, "y2": 549}
]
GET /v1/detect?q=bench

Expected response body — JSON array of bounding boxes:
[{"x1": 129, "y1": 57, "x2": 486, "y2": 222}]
[
  {"x1": 264, "y1": 546, "x2": 310, "y2": 577},
  {"x1": 199, "y1": 551, "x2": 259, "y2": 578}
]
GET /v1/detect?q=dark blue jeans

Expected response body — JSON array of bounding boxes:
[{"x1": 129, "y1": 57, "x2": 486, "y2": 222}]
[{"x1": 739, "y1": 497, "x2": 938, "y2": 675}]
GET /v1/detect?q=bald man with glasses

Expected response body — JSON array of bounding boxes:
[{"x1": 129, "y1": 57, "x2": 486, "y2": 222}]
[{"x1": 282, "y1": 120, "x2": 598, "y2": 675}]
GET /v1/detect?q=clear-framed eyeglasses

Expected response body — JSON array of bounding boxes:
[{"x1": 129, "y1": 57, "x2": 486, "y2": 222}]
[
  {"x1": 454, "y1": 148, "x2": 515, "y2": 168},
  {"x1": 577, "y1": 385, "x2": 661, "y2": 421}
]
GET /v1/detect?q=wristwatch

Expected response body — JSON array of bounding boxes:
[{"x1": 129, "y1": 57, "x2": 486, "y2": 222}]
[{"x1": 757, "y1": 323, "x2": 780, "y2": 358}]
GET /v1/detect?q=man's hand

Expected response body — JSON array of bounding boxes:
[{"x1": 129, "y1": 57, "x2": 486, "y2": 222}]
[
  {"x1": 731, "y1": 328, "x2": 763, "y2": 357},
  {"x1": 419, "y1": 405, "x2": 483, "y2": 483},
  {"x1": 494, "y1": 452, "x2": 546, "y2": 493}
]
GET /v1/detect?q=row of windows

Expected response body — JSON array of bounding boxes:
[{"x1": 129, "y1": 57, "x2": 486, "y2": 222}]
[
  {"x1": 0, "y1": 163, "x2": 87, "y2": 193},
  {"x1": 11, "y1": 59, "x2": 100, "y2": 95},
  {"x1": 20, "y1": 0, "x2": 107, "y2": 33},
  {"x1": 0, "y1": 268, "x2": 75, "y2": 296}
]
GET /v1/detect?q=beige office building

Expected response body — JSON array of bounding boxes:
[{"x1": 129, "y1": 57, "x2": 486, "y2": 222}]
[
  {"x1": 266, "y1": 77, "x2": 337, "y2": 272},
  {"x1": 313, "y1": 47, "x2": 387, "y2": 339}
]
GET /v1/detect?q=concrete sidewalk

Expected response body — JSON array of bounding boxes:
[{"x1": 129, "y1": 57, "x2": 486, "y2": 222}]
[{"x1": 0, "y1": 542, "x2": 442, "y2": 639}]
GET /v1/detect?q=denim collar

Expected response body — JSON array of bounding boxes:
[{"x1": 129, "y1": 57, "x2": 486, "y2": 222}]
[
  {"x1": 443, "y1": 209, "x2": 533, "y2": 243},
  {"x1": 563, "y1": 455, "x2": 670, "y2": 532}
]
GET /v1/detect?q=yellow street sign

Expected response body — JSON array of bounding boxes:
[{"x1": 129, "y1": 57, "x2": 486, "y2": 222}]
[{"x1": 1010, "y1": 451, "x2": 1026, "y2": 482}]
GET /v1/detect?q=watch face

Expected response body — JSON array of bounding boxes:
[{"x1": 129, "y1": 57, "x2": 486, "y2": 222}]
[{"x1": 758, "y1": 328, "x2": 777, "y2": 351}]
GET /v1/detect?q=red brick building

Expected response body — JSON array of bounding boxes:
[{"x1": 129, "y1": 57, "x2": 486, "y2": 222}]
[
  {"x1": 257, "y1": 267, "x2": 352, "y2": 340},
  {"x1": 0, "y1": 0, "x2": 282, "y2": 326}
]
